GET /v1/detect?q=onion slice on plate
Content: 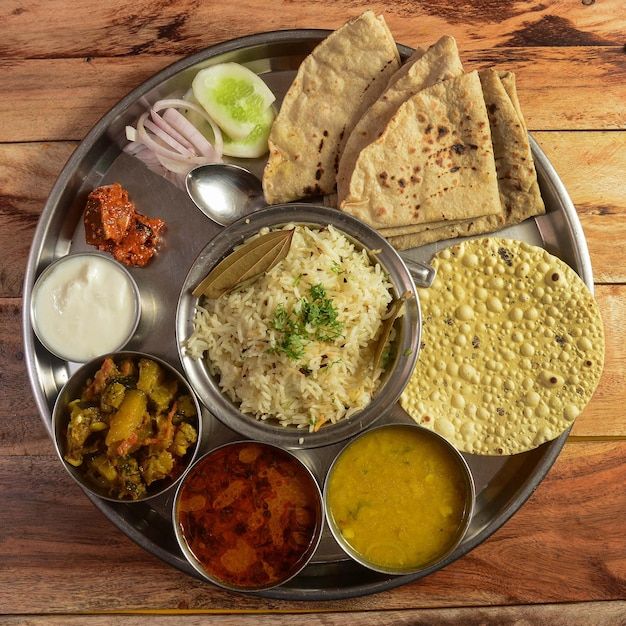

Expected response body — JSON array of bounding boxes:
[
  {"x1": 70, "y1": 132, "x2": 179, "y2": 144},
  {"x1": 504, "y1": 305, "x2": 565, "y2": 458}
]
[{"x1": 124, "y1": 98, "x2": 224, "y2": 187}]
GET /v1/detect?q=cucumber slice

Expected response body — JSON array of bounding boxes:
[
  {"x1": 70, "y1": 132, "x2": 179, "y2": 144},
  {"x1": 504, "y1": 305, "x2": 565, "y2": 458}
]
[
  {"x1": 182, "y1": 91, "x2": 275, "y2": 158},
  {"x1": 192, "y1": 63, "x2": 276, "y2": 141},
  {"x1": 222, "y1": 106, "x2": 275, "y2": 158}
]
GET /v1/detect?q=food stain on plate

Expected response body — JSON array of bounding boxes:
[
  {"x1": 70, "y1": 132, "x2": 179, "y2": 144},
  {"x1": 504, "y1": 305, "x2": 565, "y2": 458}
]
[
  {"x1": 175, "y1": 441, "x2": 323, "y2": 590},
  {"x1": 325, "y1": 424, "x2": 472, "y2": 573}
]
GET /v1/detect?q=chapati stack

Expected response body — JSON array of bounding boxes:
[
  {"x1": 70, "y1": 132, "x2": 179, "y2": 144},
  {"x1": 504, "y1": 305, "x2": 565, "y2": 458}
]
[{"x1": 262, "y1": 13, "x2": 546, "y2": 248}]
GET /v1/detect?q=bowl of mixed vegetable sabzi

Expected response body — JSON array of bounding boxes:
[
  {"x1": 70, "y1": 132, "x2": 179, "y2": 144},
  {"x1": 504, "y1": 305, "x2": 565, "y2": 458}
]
[{"x1": 52, "y1": 352, "x2": 202, "y2": 502}]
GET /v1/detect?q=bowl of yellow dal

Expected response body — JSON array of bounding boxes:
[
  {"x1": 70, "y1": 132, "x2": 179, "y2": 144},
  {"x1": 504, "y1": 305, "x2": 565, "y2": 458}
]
[{"x1": 324, "y1": 423, "x2": 475, "y2": 575}]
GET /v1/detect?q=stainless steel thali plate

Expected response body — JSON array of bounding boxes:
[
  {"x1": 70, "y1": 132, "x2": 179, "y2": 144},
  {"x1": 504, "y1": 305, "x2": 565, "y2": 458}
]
[{"x1": 23, "y1": 30, "x2": 594, "y2": 600}]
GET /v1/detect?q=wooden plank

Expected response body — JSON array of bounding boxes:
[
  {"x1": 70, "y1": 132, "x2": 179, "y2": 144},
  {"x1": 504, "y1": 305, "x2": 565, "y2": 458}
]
[
  {"x1": 3, "y1": 601, "x2": 626, "y2": 625},
  {"x1": 2, "y1": 283, "x2": 625, "y2": 455},
  {"x1": 0, "y1": 47, "x2": 625, "y2": 143},
  {"x1": 1, "y1": 132, "x2": 625, "y2": 299},
  {"x1": 537, "y1": 131, "x2": 626, "y2": 283},
  {"x1": 575, "y1": 214, "x2": 626, "y2": 285},
  {"x1": 0, "y1": 142, "x2": 76, "y2": 296},
  {"x1": 0, "y1": 441, "x2": 624, "y2": 612},
  {"x1": 464, "y1": 47, "x2": 626, "y2": 132},
  {"x1": 0, "y1": 299, "x2": 52, "y2": 456},
  {"x1": 573, "y1": 285, "x2": 626, "y2": 438},
  {"x1": 0, "y1": 0, "x2": 622, "y2": 58}
]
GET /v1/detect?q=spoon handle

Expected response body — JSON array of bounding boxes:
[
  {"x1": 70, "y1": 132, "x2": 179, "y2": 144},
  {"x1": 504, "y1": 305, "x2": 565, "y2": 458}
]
[{"x1": 401, "y1": 256, "x2": 436, "y2": 289}]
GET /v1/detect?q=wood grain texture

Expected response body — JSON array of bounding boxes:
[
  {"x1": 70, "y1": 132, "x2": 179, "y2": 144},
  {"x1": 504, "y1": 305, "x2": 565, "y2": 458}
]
[
  {"x1": 0, "y1": 47, "x2": 625, "y2": 143},
  {"x1": 2, "y1": 1, "x2": 625, "y2": 619},
  {"x1": 3, "y1": 601, "x2": 626, "y2": 625},
  {"x1": 0, "y1": 142, "x2": 76, "y2": 296},
  {"x1": 538, "y1": 131, "x2": 626, "y2": 284},
  {"x1": 0, "y1": 299, "x2": 51, "y2": 456},
  {"x1": 0, "y1": 132, "x2": 624, "y2": 299},
  {"x1": 575, "y1": 285, "x2": 626, "y2": 438},
  {"x1": 0, "y1": 0, "x2": 622, "y2": 58},
  {"x1": 0, "y1": 442, "x2": 624, "y2": 613}
]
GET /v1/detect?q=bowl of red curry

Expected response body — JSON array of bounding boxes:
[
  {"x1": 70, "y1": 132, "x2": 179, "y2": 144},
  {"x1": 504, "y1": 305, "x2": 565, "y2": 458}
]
[{"x1": 173, "y1": 440, "x2": 324, "y2": 591}]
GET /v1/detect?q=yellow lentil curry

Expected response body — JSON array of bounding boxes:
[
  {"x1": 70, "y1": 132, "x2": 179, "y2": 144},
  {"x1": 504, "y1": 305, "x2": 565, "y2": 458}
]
[{"x1": 326, "y1": 425, "x2": 469, "y2": 571}]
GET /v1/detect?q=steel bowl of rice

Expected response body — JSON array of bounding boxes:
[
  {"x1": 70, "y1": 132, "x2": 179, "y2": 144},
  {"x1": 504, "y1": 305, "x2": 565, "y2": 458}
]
[{"x1": 176, "y1": 204, "x2": 420, "y2": 449}]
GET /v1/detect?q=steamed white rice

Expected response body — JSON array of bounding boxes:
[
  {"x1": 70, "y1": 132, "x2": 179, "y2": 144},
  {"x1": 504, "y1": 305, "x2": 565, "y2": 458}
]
[{"x1": 186, "y1": 224, "x2": 393, "y2": 430}]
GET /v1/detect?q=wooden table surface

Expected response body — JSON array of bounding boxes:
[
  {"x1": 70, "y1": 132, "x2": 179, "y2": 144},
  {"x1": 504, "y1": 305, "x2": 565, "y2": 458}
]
[{"x1": 1, "y1": 1, "x2": 625, "y2": 624}]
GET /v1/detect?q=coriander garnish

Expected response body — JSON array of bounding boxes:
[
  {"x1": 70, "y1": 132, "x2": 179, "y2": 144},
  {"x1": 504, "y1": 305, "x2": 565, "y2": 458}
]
[{"x1": 269, "y1": 284, "x2": 343, "y2": 361}]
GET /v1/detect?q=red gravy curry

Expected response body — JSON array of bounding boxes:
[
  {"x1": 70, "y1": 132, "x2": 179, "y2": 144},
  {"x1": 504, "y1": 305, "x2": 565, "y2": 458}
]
[{"x1": 176, "y1": 442, "x2": 321, "y2": 589}]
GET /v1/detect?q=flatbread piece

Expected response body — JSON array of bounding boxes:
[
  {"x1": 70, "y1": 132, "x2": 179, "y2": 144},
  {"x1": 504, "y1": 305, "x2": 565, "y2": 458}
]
[
  {"x1": 262, "y1": 11, "x2": 400, "y2": 204},
  {"x1": 340, "y1": 70, "x2": 501, "y2": 229},
  {"x1": 336, "y1": 35, "x2": 464, "y2": 205},
  {"x1": 401, "y1": 238, "x2": 604, "y2": 455},
  {"x1": 387, "y1": 70, "x2": 544, "y2": 249}
]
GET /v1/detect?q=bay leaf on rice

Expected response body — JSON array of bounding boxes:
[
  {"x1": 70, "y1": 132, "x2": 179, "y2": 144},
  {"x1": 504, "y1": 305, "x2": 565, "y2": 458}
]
[
  {"x1": 373, "y1": 290, "x2": 412, "y2": 370},
  {"x1": 192, "y1": 229, "x2": 294, "y2": 299}
]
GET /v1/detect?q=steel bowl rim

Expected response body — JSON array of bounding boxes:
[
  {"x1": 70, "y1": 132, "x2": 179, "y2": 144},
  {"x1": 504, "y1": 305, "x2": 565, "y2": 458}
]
[
  {"x1": 175, "y1": 203, "x2": 421, "y2": 449},
  {"x1": 323, "y1": 422, "x2": 476, "y2": 575},
  {"x1": 172, "y1": 439, "x2": 325, "y2": 592},
  {"x1": 51, "y1": 350, "x2": 203, "y2": 503},
  {"x1": 30, "y1": 251, "x2": 142, "y2": 363}
]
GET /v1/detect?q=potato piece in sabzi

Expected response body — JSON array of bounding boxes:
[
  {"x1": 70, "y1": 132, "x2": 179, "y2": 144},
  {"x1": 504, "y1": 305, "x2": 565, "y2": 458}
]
[
  {"x1": 100, "y1": 381, "x2": 127, "y2": 412},
  {"x1": 137, "y1": 358, "x2": 178, "y2": 413},
  {"x1": 142, "y1": 449, "x2": 175, "y2": 486},
  {"x1": 105, "y1": 388, "x2": 148, "y2": 455},
  {"x1": 90, "y1": 454, "x2": 118, "y2": 483},
  {"x1": 175, "y1": 395, "x2": 197, "y2": 419},
  {"x1": 64, "y1": 402, "x2": 106, "y2": 467},
  {"x1": 172, "y1": 422, "x2": 198, "y2": 458}
]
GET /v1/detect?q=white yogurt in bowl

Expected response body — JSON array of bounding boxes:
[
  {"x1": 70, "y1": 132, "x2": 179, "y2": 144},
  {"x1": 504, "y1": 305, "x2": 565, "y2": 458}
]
[{"x1": 31, "y1": 253, "x2": 141, "y2": 362}]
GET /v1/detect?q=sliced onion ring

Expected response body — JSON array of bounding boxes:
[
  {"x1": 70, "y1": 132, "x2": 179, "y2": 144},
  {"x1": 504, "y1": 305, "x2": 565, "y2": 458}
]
[
  {"x1": 125, "y1": 98, "x2": 224, "y2": 179},
  {"x1": 152, "y1": 98, "x2": 224, "y2": 157}
]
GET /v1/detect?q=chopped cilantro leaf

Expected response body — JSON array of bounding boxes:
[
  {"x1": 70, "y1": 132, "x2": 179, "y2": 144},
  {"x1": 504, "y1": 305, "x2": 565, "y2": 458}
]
[
  {"x1": 309, "y1": 283, "x2": 326, "y2": 300},
  {"x1": 268, "y1": 284, "x2": 344, "y2": 361}
]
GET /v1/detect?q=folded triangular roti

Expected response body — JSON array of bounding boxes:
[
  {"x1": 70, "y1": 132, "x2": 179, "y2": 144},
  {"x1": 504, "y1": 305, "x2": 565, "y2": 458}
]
[
  {"x1": 387, "y1": 70, "x2": 545, "y2": 250},
  {"x1": 337, "y1": 35, "x2": 464, "y2": 204},
  {"x1": 339, "y1": 70, "x2": 501, "y2": 229},
  {"x1": 262, "y1": 11, "x2": 400, "y2": 204},
  {"x1": 498, "y1": 71, "x2": 526, "y2": 132}
]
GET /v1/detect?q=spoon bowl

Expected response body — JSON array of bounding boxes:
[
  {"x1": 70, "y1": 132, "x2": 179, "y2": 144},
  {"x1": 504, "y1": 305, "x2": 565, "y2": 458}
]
[{"x1": 185, "y1": 163, "x2": 266, "y2": 226}]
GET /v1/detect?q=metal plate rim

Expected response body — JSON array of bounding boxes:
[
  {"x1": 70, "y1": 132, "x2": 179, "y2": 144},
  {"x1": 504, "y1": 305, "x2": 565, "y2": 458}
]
[{"x1": 22, "y1": 29, "x2": 594, "y2": 601}]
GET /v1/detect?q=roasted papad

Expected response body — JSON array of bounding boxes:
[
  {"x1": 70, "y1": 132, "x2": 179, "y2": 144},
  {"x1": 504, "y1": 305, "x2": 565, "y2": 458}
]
[
  {"x1": 262, "y1": 11, "x2": 400, "y2": 204},
  {"x1": 339, "y1": 71, "x2": 501, "y2": 230},
  {"x1": 336, "y1": 35, "x2": 464, "y2": 205},
  {"x1": 401, "y1": 238, "x2": 604, "y2": 455},
  {"x1": 387, "y1": 70, "x2": 544, "y2": 249}
]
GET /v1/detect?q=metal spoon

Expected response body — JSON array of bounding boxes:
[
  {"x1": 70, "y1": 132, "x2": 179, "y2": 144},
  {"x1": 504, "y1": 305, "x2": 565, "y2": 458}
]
[
  {"x1": 186, "y1": 163, "x2": 266, "y2": 226},
  {"x1": 185, "y1": 163, "x2": 436, "y2": 288}
]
